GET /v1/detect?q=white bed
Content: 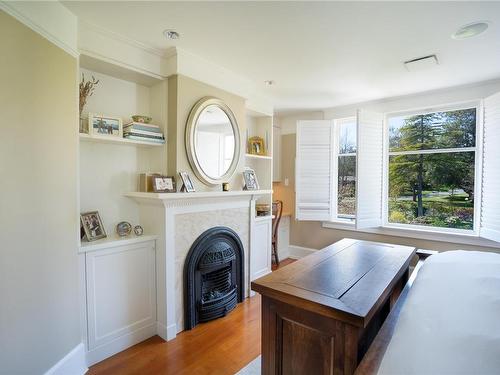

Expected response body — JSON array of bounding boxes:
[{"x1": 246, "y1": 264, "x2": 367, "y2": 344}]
[{"x1": 378, "y1": 250, "x2": 500, "y2": 375}]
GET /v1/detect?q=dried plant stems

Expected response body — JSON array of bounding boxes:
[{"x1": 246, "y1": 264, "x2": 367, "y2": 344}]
[{"x1": 79, "y1": 74, "x2": 99, "y2": 116}]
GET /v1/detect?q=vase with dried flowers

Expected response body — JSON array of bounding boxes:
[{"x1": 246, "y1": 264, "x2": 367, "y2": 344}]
[{"x1": 79, "y1": 74, "x2": 99, "y2": 133}]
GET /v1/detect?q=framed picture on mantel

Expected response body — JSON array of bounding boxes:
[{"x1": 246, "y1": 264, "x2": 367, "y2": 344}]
[
  {"x1": 152, "y1": 175, "x2": 176, "y2": 193},
  {"x1": 243, "y1": 168, "x2": 259, "y2": 190},
  {"x1": 179, "y1": 171, "x2": 196, "y2": 192}
]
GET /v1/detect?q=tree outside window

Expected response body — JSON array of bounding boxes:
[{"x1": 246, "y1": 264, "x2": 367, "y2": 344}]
[{"x1": 388, "y1": 108, "x2": 476, "y2": 230}]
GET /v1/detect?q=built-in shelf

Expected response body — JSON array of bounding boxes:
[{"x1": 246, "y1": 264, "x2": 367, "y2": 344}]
[
  {"x1": 80, "y1": 53, "x2": 164, "y2": 87},
  {"x1": 79, "y1": 133, "x2": 165, "y2": 147},
  {"x1": 79, "y1": 234, "x2": 158, "y2": 253},
  {"x1": 245, "y1": 153, "x2": 272, "y2": 160}
]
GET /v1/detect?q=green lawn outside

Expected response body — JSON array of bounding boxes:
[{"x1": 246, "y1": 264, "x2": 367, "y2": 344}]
[{"x1": 389, "y1": 192, "x2": 474, "y2": 230}]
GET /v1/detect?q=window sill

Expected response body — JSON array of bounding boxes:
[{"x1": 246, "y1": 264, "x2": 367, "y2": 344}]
[{"x1": 321, "y1": 221, "x2": 500, "y2": 249}]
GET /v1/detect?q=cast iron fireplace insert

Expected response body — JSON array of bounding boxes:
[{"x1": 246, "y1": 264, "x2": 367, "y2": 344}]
[{"x1": 184, "y1": 226, "x2": 244, "y2": 330}]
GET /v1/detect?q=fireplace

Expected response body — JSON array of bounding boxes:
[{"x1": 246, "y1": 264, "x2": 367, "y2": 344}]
[{"x1": 184, "y1": 226, "x2": 244, "y2": 330}]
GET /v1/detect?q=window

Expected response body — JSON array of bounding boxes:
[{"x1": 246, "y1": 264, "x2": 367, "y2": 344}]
[
  {"x1": 387, "y1": 107, "x2": 477, "y2": 231},
  {"x1": 336, "y1": 118, "x2": 357, "y2": 221}
]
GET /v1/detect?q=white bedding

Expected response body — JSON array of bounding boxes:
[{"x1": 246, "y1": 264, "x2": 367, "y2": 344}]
[{"x1": 378, "y1": 250, "x2": 500, "y2": 375}]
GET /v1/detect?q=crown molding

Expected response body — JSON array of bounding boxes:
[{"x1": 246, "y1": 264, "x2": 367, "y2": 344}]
[
  {"x1": 79, "y1": 20, "x2": 165, "y2": 58},
  {"x1": 0, "y1": 1, "x2": 79, "y2": 58}
]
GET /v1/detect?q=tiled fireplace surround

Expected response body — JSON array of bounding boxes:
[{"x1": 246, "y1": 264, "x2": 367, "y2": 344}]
[{"x1": 129, "y1": 192, "x2": 265, "y2": 341}]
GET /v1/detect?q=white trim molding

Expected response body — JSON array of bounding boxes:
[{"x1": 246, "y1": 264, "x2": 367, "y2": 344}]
[
  {"x1": 322, "y1": 221, "x2": 500, "y2": 249},
  {"x1": 44, "y1": 343, "x2": 87, "y2": 375},
  {"x1": 86, "y1": 324, "x2": 156, "y2": 367},
  {"x1": 0, "y1": 1, "x2": 79, "y2": 57}
]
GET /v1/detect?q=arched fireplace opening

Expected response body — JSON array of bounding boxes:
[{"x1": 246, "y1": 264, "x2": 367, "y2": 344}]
[{"x1": 184, "y1": 226, "x2": 244, "y2": 330}]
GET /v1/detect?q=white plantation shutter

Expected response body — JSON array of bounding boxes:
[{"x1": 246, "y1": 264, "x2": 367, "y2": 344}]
[
  {"x1": 356, "y1": 109, "x2": 384, "y2": 229},
  {"x1": 296, "y1": 120, "x2": 334, "y2": 221},
  {"x1": 480, "y1": 92, "x2": 500, "y2": 242}
]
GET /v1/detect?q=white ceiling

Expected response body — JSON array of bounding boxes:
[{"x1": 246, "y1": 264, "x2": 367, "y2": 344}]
[{"x1": 63, "y1": 1, "x2": 500, "y2": 112}]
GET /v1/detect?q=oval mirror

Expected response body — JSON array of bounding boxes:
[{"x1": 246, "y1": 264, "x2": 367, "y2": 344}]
[{"x1": 186, "y1": 97, "x2": 241, "y2": 185}]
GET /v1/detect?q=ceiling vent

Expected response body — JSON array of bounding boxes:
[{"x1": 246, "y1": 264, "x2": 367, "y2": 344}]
[{"x1": 404, "y1": 55, "x2": 439, "y2": 72}]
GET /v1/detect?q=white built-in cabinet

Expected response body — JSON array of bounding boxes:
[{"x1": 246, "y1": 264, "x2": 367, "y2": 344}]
[
  {"x1": 273, "y1": 125, "x2": 281, "y2": 182},
  {"x1": 250, "y1": 216, "x2": 273, "y2": 281},
  {"x1": 81, "y1": 238, "x2": 157, "y2": 366}
]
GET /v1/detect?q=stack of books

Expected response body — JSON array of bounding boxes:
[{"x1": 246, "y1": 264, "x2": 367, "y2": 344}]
[{"x1": 124, "y1": 122, "x2": 165, "y2": 144}]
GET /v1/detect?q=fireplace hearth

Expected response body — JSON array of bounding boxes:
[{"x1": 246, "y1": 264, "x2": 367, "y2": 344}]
[{"x1": 184, "y1": 227, "x2": 244, "y2": 330}]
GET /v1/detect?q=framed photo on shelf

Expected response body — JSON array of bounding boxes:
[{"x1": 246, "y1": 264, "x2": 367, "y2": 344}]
[
  {"x1": 243, "y1": 168, "x2": 259, "y2": 190},
  {"x1": 152, "y1": 175, "x2": 176, "y2": 193},
  {"x1": 179, "y1": 171, "x2": 196, "y2": 192},
  {"x1": 88, "y1": 113, "x2": 122, "y2": 138},
  {"x1": 248, "y1": 136, "x2": 265, "y2": 156},
  {"x1": 80, "y1": 211, "x2": 107, "y2": 242}
]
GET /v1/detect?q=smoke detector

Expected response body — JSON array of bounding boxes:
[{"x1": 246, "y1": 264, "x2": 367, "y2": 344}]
[{"x1": 163, "y1": 29, "x2": 180, "y2": 40}]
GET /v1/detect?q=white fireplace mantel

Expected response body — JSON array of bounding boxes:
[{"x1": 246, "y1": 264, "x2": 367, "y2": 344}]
[
  {"x1": 124, "y1": 190, "x2": 273, "y2": 205},
  {"x1": 124, "y1": 189, "x2": 273, "y2": 342}
]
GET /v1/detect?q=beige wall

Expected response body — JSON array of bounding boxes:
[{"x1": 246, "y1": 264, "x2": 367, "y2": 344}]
[
  {"x1": 0, "y1": 10, "x2": 81, "y2": 373},
  {"x1": 276, "y1": 128, "x2": 500, "y2": 254},
  {"x1": 168, "y1": 74, "x2": 247, "y2": 191}
]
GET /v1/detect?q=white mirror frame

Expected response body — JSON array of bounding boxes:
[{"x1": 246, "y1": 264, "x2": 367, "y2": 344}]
[{"x1": 185, "y1": 97, "x2": 241, "y2": 186}]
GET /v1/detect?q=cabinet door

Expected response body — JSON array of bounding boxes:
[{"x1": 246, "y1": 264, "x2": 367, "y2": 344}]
[
  {"x1": 273, "y1": 126, "x2": 281, "y2": 182},
  {"x1": 251, "y1": 220, "x2": 272, "y2": 281},
  {"x1": 86, "y1": 241, "x2": 156, "y2": 350}
]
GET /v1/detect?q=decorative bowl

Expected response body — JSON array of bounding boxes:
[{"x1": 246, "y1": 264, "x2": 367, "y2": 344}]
[{"x1": 131, "y1": 115, "x2": 152, "y2": 124}]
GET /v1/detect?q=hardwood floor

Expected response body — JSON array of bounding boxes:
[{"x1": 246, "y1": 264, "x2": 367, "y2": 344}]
[
  {"x1": 271, "y1": 257, "x2": 295, "y2": 271},
  {"x1": 88, "y1": 258, "x2": 296, "y2": 375}
]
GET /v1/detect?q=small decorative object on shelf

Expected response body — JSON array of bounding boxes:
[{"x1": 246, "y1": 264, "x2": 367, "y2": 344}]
[
  {"x1": 152, "y1": 175, "x2": 176, "y2": 193},
  {"x1": 80, "y1": 211, "x2": 106, "y2": 242},
  {"x1": 134, "y1": 225, "x2": 144, "y2": 236},
  {"x1": 131, "y1": 115, "x2": 152, "y2": 124},
  {"x1": 222, "y1": 182, "x2": 229, "y2": 192},
  {"x1": 79, "y1": 74, "x2": 99, "y2": 134},
  {"x1": 124, "y1": 120, "x2": 165, "y2": 144},
  {"x1": 116, "y1": 221, "x2": 132, "y2": 237},
  {"x1": 248, "y1": 136, "x2": 266, "y2": 156},
  {"x1": 243, "y1": 168, "x2": 259, "y2": 190},
  {"x1": 88, "y1": 113, "x2": 123, "y2": 138},
  {"x1": 139, "y1": 172, "x2": 161, "y2": 192},
  {"x1": 256, "y1": 203, "x2": 271, "y2": 217},
  {"x1": 179, "y1": 171, "x2": 196, "y2": 192}
]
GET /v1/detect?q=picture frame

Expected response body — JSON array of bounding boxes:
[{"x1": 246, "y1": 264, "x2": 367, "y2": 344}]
[
  {"x1": 88, "y1": 113, "x2": 122, "y2": 138},
  {"x1": 243, "y1": 168, "x2": 259, "y2": 190},
  {"x1": 80, "y1": 211, "x2": 107, "y2": 242},
  {"x1": 248, "y1": 136, "x2": 265, "y2": 156},
  {"x1": 152, "y1": 175, "x2": 176, "y2": 193},
  {"x1": 179, "y1": 171, "x2": 196, "y2": 192}
]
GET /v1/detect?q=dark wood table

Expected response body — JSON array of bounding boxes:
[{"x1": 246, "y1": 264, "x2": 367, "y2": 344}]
[{"x1": 251, "y1": 238, "x2": 416, "y2": 375}]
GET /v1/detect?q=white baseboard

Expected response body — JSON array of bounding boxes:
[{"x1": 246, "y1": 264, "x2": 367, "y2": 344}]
[
  {"x1": 278, "y1": 246, "x2": 290, "y2": 260},
  {"x1": 288, "y1": 245, "x2": 316, "y2": 259},
  {"x1": 45, "y1": 343, "x2": 87, "y2": 375},
  {"x1": 86, "y1": 323, "x2": 156, "y2": 366},
  {"x1": 157, "y1": 321, "x2": 177, "y2": 342}
]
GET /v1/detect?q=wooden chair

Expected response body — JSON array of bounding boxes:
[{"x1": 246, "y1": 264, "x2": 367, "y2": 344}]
[{"x1": 272, "y1": 200, "x2": 283, "y2": 266}]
